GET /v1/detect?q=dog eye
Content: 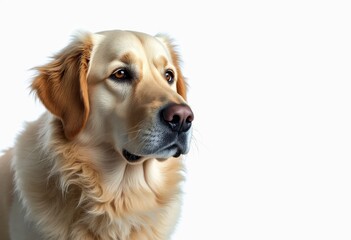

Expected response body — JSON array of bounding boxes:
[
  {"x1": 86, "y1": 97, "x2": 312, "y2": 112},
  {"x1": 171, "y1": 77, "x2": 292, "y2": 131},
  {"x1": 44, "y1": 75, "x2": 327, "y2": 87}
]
[
  {"x1": 110, "y1": 68, "x2": 131, "y2": 82},
  {"x1": 165, "y1": 70, "x2": 175, "y2": 84}
]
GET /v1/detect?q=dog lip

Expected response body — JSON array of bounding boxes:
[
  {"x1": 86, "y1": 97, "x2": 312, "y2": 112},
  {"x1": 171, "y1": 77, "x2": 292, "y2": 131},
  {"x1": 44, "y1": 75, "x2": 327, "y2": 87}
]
[
  {"x1": 122, "y1": 149, "x2": 142, "y2": 162},
  {"x1": 122, "y1": 143, "x2": 186, "y2": 162},
  {"x1": 173, "y1": 148, "x2": 182, "y2": 158},
  {"x1": 167, "y1": 144, "x2": 184, "y2": 158}
]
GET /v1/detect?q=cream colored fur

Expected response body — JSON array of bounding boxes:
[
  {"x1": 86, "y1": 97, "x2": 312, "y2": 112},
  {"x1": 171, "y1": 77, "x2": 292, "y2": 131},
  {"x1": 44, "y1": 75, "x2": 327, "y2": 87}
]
[{"x1": 0, "y1": 30, "x2": 192, "y2": 240}]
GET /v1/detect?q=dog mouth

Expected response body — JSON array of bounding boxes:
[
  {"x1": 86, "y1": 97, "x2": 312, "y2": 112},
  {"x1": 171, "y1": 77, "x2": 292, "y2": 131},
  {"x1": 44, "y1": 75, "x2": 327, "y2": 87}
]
[
  {"x1": 122, "y1": 146, "x2": 183, "y2": 163},
  {"x1": 122, "y1": 149, "x2": 142, "y2": 162}
]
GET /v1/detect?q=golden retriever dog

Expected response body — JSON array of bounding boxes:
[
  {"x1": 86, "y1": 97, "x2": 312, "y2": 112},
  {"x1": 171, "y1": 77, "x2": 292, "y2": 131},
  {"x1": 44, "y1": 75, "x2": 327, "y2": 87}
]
[{"x1": 0, "y1": 29, "x2": 193, "y2": 240}]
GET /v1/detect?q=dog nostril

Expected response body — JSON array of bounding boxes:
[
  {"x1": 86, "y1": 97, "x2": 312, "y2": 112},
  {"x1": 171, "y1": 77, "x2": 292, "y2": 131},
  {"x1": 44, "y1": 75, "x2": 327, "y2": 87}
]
[
  {"x1": 186, "y1": 115, "x2": 194, "y2": 123},
  {"x1": 162, "y1": 104, "x2": 194, "y2": 133},
  {"x1": 170, "y1": 115, "x2": 180, "y2": 124}
]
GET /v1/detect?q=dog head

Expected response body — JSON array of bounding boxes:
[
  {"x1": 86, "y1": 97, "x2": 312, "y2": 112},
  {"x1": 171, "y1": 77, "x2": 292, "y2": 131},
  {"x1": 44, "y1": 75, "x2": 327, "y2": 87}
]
[{"x1": 32, "y1": 30, "x2": 193, "y2": 164}]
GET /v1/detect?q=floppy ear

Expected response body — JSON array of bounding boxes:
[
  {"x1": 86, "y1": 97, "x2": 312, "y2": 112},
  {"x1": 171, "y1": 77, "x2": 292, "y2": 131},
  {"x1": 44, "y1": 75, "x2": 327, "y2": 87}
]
[
  {"x1": 31, "y1": 33, "x2": 93, "y2": 140},
  {"x1": 156, "y1": 34, "x2": 188, "y2": 100}
]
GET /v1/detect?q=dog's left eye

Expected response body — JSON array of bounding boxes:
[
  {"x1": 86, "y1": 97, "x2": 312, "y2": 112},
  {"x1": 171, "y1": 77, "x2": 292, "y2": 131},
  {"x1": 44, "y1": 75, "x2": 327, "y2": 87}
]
[
  {"x1": 110, "y1": 68, "x2": 131, "y2": 82},
  {"x1": 165, "y1": 70, "x2": 175, "y2": 84}
]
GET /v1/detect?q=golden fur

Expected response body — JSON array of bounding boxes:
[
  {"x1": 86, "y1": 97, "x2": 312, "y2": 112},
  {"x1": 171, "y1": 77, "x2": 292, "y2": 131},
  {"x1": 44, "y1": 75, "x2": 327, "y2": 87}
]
[{"x1": 0, "y1": 30, "x2": 193, "y2": 240}]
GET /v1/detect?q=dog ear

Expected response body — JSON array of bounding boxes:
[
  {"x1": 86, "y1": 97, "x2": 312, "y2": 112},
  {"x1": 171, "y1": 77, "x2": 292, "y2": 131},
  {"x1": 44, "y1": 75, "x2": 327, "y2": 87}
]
[
  {"x1": 156, "y1": 34, "x2": 188, "y2": 100},
  {"x1": 32, "y1": 33, "x2": 93, "y2": 140}
]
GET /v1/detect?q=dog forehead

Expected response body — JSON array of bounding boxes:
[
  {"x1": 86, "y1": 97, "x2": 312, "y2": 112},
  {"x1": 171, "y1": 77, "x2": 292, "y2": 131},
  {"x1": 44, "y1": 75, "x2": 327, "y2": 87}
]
[{"x1": 94, "y1": 30, "x2": 170, "y2": 60}]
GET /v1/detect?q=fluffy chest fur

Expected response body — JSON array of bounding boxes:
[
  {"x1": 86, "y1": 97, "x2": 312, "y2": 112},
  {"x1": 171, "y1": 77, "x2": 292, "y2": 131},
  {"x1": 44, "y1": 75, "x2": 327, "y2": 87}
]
[{"x1": 13, "y1": 114, "x2": 183, "y2": 240}]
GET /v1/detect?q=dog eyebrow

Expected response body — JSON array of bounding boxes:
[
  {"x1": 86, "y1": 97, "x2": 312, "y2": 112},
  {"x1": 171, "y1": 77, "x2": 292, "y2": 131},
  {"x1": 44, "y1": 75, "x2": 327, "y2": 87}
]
[
  {"x1": 119, "y1": 52, "x2": 138, "y2": 65},
  {"x1": 154, "y1": 55, "x2": 169, "y2": 68}
]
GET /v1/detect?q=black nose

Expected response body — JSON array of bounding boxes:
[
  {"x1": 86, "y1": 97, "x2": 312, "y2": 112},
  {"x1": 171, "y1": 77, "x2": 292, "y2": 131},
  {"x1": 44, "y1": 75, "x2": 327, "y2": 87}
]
[{"x1": 162, "y1": 104, "x2": 194, "y2": 133}]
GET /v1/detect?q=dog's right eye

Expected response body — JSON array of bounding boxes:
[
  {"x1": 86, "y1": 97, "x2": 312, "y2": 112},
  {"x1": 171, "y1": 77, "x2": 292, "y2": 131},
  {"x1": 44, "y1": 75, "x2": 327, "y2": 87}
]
[
  {"x1": 165, "y1": 69, "x2": 175, "y2": 84},
  {"x1": 110, "y1": 68, "x2": 131, "y2": 82}
]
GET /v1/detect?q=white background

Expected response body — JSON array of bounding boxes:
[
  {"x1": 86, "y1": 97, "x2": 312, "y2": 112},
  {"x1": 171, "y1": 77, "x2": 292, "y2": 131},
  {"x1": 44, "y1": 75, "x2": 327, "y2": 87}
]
[{"x1": 1, "y1": 1, "x2": 351, "y2": 239}]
